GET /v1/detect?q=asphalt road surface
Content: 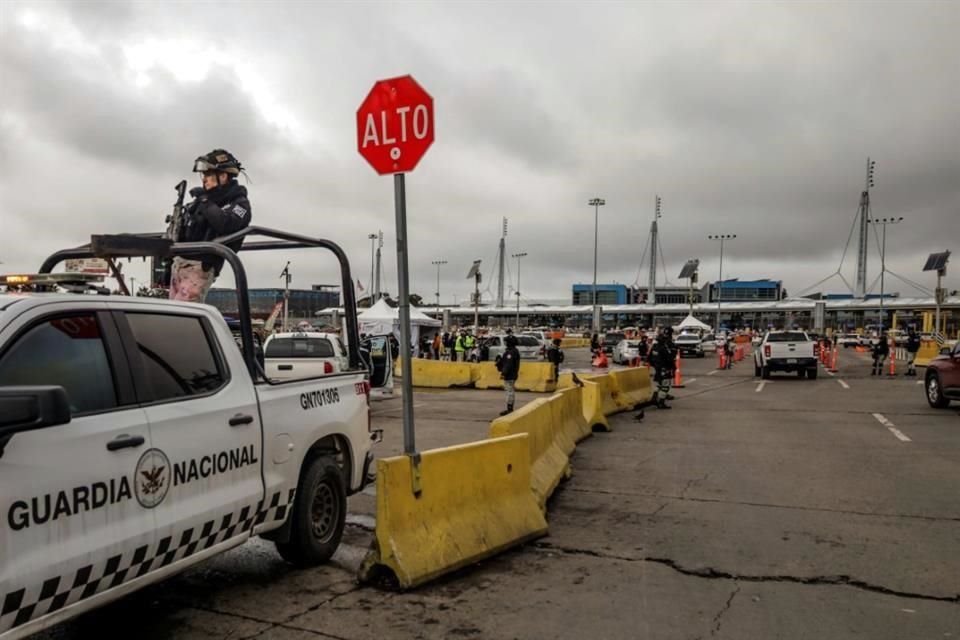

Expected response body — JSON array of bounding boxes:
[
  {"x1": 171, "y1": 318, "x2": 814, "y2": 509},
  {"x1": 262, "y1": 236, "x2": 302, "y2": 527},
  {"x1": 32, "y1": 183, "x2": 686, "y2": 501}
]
[{"x1": 40, "y1": 347, "x2": 959, "y2": 639}]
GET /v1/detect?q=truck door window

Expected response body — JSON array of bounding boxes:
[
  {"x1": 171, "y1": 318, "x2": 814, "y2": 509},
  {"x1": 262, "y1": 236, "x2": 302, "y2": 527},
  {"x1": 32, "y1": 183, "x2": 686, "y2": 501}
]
[
  {"x1": 0, "y1": 313, "x2": 117, "y2": 414},
  {"x1": 126, "y1": 313, "x2": 226, "y2": 402}
]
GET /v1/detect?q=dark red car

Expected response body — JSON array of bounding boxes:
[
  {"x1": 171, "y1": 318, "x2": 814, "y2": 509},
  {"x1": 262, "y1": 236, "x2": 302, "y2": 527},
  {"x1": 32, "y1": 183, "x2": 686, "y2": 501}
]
[{"x1": 925, "y1": 342, "x2": 960, "y2": 408}]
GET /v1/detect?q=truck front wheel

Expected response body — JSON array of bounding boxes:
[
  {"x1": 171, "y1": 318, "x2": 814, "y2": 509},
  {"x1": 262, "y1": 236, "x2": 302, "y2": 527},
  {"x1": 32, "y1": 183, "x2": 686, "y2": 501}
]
[{"x1": 276, "y1": 455, "x2": 346, "y2": 567}]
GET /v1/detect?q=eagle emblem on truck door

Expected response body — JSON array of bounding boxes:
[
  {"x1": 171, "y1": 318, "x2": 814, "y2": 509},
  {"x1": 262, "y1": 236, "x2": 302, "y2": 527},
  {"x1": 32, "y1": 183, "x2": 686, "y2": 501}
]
[{"x1": 134, "y1": 448, "x2": 172, "y2": 508}]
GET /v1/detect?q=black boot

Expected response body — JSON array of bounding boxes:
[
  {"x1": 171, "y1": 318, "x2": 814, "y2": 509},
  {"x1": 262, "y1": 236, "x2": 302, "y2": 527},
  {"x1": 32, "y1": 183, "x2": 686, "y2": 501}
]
[
  {"x1": 657, "y1": 399, "x2": 672, "y2": 409},
  {"x1": 499, "y1": 404, "x2": 514, "y2": 416}
]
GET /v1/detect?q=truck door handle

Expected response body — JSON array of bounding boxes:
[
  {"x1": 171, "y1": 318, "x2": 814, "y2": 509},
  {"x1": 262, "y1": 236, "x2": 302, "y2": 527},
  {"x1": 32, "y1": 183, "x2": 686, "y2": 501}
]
[
  {"x1": 229, "y1": 414, "x2": 254, "y2": 427},
  {"x1": 107, "y1": 434, "x2": 145, "y2": 451},
  {"x1": 278, "y1": 364, "x2": 293, "y2": 371}
]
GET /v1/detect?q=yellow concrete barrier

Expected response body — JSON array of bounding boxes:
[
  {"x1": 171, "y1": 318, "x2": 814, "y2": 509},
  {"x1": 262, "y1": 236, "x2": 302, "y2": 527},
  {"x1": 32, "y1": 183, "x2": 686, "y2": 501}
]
[
  {"x1": 359, "y1": 434, "x2": 548, "y2": 589},
  {"x1": 394, "y1": 358, "x2": 477, "y2": 387},
  {"x1": 474, "y1": 361, "x2": 558, "y2": 392},
  {"x1": 490, "y1": 399, "x2": 571, "y2": 510},
  {"x1": 559, "y1": 337, "x2": 591, "y2": 348},
  {"x1": 557, "y1": 372, "x2": 611, "y2": 432},
  {"x1": 608, "y1": 367, "x2": 654, "y2": 409},
  {"x1": 579, "y1": 373, "x2": 622, "y2": 417},
  {"x1": 551, "y1": 387, "x2": 592, "y2": 445},
  {"x1": 914, "y1": 340, "x2": 942, "y2": 367}
]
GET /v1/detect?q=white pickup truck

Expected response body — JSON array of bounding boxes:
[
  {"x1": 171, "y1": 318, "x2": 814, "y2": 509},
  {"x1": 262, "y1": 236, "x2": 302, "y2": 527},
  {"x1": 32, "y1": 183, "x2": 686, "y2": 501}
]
[
  {"x1": 754, "y1": 330, "x2": 820, "y2": 379},
  {"x1": 0, "y1": 228, "x2": 389, "y2": 638}
]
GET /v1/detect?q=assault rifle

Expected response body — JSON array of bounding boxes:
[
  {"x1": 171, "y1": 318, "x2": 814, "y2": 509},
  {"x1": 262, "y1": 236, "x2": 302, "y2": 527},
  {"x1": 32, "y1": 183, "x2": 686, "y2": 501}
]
[{"x1": 166, "y1": 180, "x2": 188, "y2": 242}]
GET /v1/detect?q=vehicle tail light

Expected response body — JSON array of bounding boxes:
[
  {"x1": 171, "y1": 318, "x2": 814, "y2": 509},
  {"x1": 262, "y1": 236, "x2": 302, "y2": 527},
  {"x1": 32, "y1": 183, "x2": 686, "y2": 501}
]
[
  {"x1": 324, "y1": 361, "x2": 333, "y2": 374},
  {"x1": 764, "y1": 345, "x2": 771, "y2": 358}
]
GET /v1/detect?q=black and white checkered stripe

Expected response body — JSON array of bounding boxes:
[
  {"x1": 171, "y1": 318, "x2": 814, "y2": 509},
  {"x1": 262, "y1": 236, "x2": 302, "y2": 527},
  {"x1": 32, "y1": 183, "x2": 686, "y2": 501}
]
[{"x1": 1, "y1": 488, "x2": 295, "y2": 634}]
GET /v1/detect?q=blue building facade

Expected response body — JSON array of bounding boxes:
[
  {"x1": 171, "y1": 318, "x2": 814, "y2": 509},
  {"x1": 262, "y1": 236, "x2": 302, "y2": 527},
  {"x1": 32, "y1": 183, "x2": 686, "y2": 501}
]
[
  {"x1": 572, "y1": 284, "x2": 629, "y2": 305},
  {"x1": 206, "y1": 287, "x2": 340, "y2": 318},
  {"x1": 706, "y1": 279, "x2": 783, "y2": 302}
]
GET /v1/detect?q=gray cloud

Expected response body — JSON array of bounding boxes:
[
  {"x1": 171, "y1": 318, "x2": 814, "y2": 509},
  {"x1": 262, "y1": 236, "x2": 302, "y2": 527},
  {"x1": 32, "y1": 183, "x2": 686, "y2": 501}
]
[{"x1": 1, "y1": 0, "x2": 958, "y2": 304}]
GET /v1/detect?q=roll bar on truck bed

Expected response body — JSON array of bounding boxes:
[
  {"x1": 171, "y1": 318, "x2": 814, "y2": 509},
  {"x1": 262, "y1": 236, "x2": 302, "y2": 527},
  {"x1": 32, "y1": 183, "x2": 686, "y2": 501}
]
[{"x1": 38, "y1": 226, "x2": 361, "y2": 381}]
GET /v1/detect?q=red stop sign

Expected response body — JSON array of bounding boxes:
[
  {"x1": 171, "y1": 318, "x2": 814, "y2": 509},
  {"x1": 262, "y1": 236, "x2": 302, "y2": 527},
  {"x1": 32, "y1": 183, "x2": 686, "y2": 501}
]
[{"x1": 356, "y1": 75, "x2": 434, "y2": 175}]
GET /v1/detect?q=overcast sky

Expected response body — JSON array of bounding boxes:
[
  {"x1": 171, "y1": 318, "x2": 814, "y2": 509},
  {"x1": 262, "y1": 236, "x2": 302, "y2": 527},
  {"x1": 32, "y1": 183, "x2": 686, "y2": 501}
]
[{"x1": 2, "y1": 1, "x2": 958, "y2": 305}]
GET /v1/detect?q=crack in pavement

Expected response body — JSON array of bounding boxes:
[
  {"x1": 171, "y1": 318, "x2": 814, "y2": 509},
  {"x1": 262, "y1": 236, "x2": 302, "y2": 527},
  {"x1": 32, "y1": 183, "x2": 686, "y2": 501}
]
[
  {"x1": 680, "y1": 474, "x2": 710, "y2": 499},
  {"x1": 187, "y1": 581, "x2": 365, "y2": 640},
  {"x1": 563, "y1": 486, "x2": 960, "y2": 523},
  {"x1": 532, "y1": 542, "x2": 960, "y2": 604},
  {"x1": 711, "y1": 584, "x2": 740, "y2": 637}
]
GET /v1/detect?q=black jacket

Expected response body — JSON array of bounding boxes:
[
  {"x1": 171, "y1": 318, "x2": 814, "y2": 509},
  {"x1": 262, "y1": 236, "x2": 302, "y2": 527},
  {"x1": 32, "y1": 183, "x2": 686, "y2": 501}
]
[
  {"x1": 649, "y1": 339, "x2": 675, "y2": 371},
  {"x1": 180, "y1": 181, "x2": 252, "y2": 274},
  {"x1": 547, "y1": 345, "x2": 564, "y2": 366},
  {"x1": 499, "y1": 347, "x2": 521, "y2": 381},
  {"x1": 872, "y1": 340, "x2": 890, "y2": 357},
  {"x1": 906, "y1": 334, "x2": 921, "y2": 353}
]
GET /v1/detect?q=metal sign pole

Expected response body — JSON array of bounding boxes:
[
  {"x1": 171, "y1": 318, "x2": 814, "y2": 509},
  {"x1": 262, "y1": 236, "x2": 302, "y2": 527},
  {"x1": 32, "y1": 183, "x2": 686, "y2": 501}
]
[{"x1": 393, "y1": 173, "x2": 417, "y2": 461}]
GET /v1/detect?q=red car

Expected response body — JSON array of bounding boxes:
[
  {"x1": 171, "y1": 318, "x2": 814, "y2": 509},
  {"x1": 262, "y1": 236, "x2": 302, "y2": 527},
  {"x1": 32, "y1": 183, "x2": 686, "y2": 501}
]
[{"x1": 925, "y1": 342, "x2": 960, "y2": 408}]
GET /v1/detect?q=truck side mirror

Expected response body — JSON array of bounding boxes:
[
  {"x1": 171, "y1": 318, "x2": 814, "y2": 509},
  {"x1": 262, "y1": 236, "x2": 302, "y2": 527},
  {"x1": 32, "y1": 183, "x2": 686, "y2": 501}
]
[{"x1": 0, "y1": 386, "x2": 72, "y2": 456}]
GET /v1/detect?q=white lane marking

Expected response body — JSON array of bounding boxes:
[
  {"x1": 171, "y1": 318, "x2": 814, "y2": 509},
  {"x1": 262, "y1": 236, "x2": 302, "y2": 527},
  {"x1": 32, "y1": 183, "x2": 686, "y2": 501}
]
[
  {"x1": 872, "y1": 413, "x2": 912, "y2": 442},
  {"x1": 685, "y1": 378, "x2": 697, "y2": 384},
  {"x1": 825, "y1": 369, "x2": 835, "y2": 376},
  {"x1": 837, "y1": 379, "x2": 850, "y2": 389},
  {"x1": 708, "y1": 370, "x2": 720, "y2": 376},
  {"x1": 887, "y1": 427, "x2": 912, "y2": 443},
  {"x1": 916, "y1": 380, "x2": 923, "y2": 385},
  {"x1": 755, "y1": 381, "x2": 767, "y2": 393}
]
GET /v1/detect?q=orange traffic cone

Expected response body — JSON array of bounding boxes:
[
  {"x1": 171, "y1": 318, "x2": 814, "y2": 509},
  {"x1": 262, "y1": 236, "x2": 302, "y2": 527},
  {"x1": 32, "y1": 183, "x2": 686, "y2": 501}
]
[
  {"x1": 830, "y1": 346, "x2": 838, "y2": 372},
  {"x1": 887, "y1": 342, "x2": 896, "y2": 376},
  {"x1": 673, "y1": 351, "x2": 685, "y2": 388},
  {"x1": 718, "y1": 348, "x2": 725, "y2": 370}
]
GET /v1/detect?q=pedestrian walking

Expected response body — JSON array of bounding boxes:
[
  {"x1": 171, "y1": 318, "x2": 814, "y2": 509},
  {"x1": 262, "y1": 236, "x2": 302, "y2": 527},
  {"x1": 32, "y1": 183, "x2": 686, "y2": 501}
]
[
  {"x1": 871, "y1": 336, "x2": 889, "y2": 376},
  {"x1": 454, "y1": 331, "x2": 466, "y2": 362},
  {"x1": 496, "y1": 334, "x2": 521, "y2": 415},
  {"x1": 904, "y1": 327, "x2": 921, "y2": 376},
  {"x1": 546, "y1": 338, "x2": 564, "y2": 381},
  {"x1": 432, "y1": 332, "x2": 442, "y2": 360}
]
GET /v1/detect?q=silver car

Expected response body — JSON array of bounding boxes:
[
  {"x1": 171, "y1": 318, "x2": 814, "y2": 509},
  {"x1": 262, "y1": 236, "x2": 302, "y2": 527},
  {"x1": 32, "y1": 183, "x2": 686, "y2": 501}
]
[
  {"x1": 613, "y1": 339, "x2": 643, "y2": 364},
  {"x1": 484, "y1": 334, "x2": 543, "y2": 361}
]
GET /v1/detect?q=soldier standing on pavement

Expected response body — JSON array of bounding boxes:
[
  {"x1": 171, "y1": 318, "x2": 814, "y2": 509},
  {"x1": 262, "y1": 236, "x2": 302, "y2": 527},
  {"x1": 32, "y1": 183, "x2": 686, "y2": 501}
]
[
  {"x1": 904, "y1": 327, "x2": 921, "y2": 376},
  {"x1": 546, "y1": 338, "x2": 564, "y2": 381},
  {"x1": 497, "y1": 334, "x2": 521, "y2": 415},
  {"x1": 650, "y1": 328, "x2": 677, "y2": 409}
]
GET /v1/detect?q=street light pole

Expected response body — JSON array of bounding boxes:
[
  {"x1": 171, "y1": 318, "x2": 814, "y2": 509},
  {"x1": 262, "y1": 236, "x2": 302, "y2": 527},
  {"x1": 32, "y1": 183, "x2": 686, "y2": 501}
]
[
  {"x1": 588, "y1": 197, "x2": 605, "y2": 332},
  {"x1": 869, "y1": 217, "x2": 903, "y2": 334},
  {"x1": 367, "y1": 233, "x2": 377, "y2": 302},
  {"x1": 431, "y1": 259, "x2": 447, "y2": 318},
  {"x1": 708, "y1": 235, "x2": 737, "y2": 330},
  {"x1": 512, "y1": 252, "x2": 527, "y2": 328}
]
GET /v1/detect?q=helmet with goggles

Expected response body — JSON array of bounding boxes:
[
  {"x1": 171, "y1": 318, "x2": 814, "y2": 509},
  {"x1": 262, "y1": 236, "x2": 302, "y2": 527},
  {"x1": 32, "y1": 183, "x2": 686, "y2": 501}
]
[{"x1": 193, "y1": 149, "x2": 243, "y2": 175}]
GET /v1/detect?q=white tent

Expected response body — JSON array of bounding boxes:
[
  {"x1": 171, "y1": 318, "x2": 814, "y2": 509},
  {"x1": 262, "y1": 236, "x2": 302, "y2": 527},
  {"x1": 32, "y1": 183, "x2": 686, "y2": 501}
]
[
  {"x1": 674, "y1": 314, "x2": 712, "y2": 333},
  {"x1": 357, "y1": 299, "x2": 441, "y2": 354}
]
